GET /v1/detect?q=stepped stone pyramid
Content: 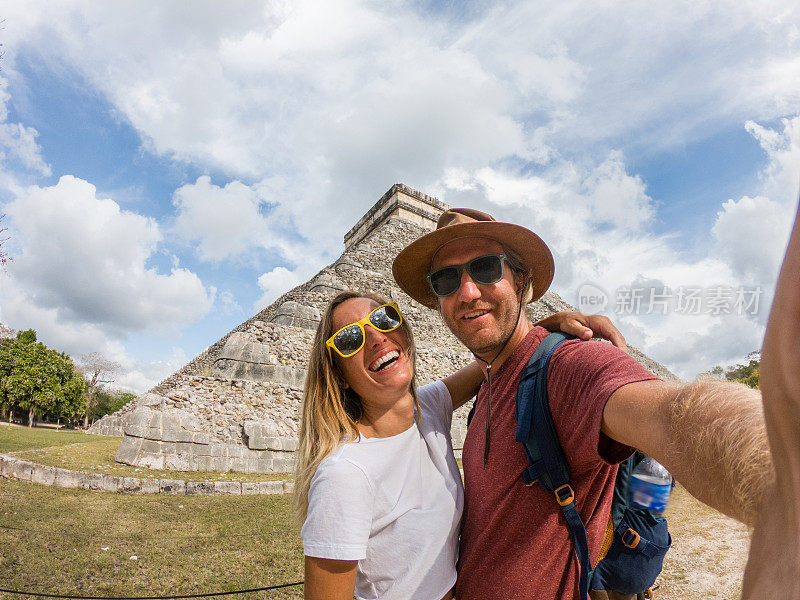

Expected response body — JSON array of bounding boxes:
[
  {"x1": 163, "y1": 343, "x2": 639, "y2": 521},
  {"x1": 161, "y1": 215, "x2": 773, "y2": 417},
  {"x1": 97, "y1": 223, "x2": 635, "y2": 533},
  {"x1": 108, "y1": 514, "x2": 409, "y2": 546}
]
[{"x1": 90, "y1": 184, "x2": 677, "y2": 474}]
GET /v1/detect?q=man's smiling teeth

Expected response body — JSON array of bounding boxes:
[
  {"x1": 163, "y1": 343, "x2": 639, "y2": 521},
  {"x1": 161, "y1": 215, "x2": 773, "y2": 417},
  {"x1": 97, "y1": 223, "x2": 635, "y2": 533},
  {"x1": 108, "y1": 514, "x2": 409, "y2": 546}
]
[
  {"x1": 463, "y1": 309, "x2": 489, "y2": 320},
  {"x1": 369, "y1": 350, "x2": 399, "y2": 372}
]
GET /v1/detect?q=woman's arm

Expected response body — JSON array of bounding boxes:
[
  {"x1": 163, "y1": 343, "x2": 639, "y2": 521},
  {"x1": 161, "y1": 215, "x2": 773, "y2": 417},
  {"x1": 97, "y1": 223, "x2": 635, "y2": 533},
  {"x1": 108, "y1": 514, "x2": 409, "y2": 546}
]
[
  {"x1": 443, "y1": 311, "x2": 629, "y2": 410},
  {"x1": 443, "y1": 361, "x2": 485, "y2": 410},
  {"x1": 304, "y1": 556, "x2": 358, "y2": 600}
]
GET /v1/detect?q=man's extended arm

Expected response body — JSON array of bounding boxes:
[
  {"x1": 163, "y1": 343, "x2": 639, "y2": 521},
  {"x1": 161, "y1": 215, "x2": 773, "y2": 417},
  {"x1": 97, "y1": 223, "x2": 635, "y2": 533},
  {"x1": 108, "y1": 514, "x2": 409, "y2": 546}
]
[
  {"x1": 603, "y1": 198, "x2": 800, "y2": 600},
  {"x1": 602, "y1": 377, "x2": 772, "y2": 526},
  {"x1": 604, "y1": 198, "x2": 800, "y2": 596}
]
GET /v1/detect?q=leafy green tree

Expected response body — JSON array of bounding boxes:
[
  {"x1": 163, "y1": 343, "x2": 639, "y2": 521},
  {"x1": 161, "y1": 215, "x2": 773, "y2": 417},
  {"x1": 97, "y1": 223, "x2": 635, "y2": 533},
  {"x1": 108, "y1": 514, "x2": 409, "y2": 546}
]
[
  {"x1": 0, "y1": 330, "x2": 86, "y2": 425},
  {"x1": 702, "y1": 351, "x2": 760, "y2": 389},
  {"x1": 726, "y1": 359, "x2": 760, "y2": 389},
  {"x1": 89, "y1": 388, "x2": 135, "y2": 420}
]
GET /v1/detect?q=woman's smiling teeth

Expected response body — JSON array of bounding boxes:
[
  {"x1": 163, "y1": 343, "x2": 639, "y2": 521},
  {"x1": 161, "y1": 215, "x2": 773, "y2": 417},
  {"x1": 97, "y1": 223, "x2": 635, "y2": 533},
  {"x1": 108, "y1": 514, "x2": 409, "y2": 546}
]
[{"x1": 369, "y1": 350, "x2": 400, "y2": 372}]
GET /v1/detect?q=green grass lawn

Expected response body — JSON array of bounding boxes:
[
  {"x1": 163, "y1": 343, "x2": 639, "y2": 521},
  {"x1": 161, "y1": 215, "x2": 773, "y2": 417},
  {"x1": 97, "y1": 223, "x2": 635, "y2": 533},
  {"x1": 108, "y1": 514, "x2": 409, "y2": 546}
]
[
  {"x1": 1, "y1": 424, "x2": 291, "y2": 483},
  {"x1": 0, "y1": 426, "x2": 746, "y2": 600},
  {"x1": 0, "y1": 478, "x2": 304, "y2": 599},
  {"x1": 0, "y1": 423, "x2": 103, "y2": 453}
]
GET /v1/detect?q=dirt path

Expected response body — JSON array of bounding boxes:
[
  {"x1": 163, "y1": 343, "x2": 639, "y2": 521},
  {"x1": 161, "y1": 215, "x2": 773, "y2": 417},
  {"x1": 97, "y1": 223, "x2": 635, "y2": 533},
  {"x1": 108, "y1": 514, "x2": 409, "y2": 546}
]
[{"x1": 654, "y1": 484, "x2": 750, "y2": 599}]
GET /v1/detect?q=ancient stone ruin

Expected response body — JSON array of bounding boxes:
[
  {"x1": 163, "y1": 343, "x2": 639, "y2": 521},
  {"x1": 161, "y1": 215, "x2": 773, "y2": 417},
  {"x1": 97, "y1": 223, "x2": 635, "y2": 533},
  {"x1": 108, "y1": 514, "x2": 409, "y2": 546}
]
[{"x1": 90, "y1": 184, "x2": 677, "y2": 473}]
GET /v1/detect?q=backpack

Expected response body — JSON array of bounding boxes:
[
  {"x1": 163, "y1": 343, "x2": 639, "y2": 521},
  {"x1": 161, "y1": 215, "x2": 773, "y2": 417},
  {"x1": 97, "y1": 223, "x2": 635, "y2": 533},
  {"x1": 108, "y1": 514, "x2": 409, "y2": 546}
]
[
  {"x1": 590, "y1": 452, "x2": 671, "y2": 599},
  {"x1": 514, "y1": 332, "x2": 672, "y2": 600}
]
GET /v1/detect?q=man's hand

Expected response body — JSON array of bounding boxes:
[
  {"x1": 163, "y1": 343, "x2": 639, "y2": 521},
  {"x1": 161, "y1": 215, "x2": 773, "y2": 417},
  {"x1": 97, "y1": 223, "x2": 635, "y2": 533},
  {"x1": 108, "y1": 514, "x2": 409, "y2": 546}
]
[
  {"x1": 535, "y1": 311, "x2": 628, "y2": 352},
  {"x1": 742, "y1": 199, "x2": 800, "y2": 599}
]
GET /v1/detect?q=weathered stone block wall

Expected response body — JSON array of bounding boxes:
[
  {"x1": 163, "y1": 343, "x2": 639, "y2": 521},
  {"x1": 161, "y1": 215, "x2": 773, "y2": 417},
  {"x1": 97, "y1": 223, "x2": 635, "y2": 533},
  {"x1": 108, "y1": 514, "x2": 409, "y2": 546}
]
[
  {"x1": 114, "y1": 390, "x2": 300, "y2": 474},
  {"x1": 0, "y1": 454, "x2": 294, "y2": 495}
]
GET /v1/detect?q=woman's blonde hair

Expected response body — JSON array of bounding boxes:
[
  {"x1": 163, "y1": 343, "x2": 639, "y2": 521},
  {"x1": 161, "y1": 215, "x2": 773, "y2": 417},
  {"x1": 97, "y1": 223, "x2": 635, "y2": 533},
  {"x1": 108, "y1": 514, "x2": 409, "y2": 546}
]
[{"x1": 293, "y1": 290, "x2": 419, "y2": 523}]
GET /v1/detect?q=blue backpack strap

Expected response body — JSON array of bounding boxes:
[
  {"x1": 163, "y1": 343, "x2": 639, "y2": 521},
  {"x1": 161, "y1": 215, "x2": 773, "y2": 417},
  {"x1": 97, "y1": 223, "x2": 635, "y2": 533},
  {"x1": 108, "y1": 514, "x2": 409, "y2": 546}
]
[
  {"x1": 610, "y1": 451, "x2": 646, "y2": 528},
  {"x1": 614, "y1": 522, "x2": 664, "y2": 559},
  {"x1": 515, "y1": 332, "x2": 571, "y2": 488},
  {"x1": 516, "y1": 332, "x2": 592, "y2": 600}
]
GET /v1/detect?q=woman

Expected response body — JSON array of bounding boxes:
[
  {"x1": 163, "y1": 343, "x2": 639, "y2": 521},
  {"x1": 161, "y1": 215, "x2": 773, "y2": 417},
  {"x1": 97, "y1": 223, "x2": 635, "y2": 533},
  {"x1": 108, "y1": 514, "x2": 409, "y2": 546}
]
[{"x1": 295, "y1": 291, "x2": 622, "y2": 600}]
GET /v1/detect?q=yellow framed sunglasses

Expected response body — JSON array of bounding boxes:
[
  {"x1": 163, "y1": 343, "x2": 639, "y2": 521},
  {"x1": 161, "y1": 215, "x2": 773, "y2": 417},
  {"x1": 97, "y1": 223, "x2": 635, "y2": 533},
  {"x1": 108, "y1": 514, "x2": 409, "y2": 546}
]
[{"x1": 326, "y1": 302, "x2": 403, "y2": 359}]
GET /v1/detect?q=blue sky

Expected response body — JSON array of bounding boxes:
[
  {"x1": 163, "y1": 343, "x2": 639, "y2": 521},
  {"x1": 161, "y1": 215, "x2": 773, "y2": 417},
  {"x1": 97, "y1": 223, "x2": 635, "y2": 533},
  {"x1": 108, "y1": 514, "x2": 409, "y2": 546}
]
[{"x1": 0, "y1": 1, "x2": 798, "y2": 391}]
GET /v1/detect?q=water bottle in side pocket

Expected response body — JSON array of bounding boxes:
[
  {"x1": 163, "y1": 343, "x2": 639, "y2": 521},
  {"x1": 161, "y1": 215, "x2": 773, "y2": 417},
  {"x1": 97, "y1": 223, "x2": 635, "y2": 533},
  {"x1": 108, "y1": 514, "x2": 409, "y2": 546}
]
[{"x1": 629, "y1": 456, "x2": 672, "y2": 515}]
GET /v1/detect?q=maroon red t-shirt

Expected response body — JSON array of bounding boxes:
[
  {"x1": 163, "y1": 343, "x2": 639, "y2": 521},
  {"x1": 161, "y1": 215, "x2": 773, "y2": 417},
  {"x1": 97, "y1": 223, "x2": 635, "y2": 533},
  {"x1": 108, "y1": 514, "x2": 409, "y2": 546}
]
[{"x1": 455, "y1": 327, "x2": 658, "y2": 600}]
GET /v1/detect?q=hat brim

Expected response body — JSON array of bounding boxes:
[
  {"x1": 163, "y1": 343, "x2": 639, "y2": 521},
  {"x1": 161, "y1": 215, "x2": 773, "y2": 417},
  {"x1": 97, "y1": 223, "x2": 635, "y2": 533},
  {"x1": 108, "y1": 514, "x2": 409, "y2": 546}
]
[{"x1": 392, "y1": 221, "x2": 554, "y2": 309}]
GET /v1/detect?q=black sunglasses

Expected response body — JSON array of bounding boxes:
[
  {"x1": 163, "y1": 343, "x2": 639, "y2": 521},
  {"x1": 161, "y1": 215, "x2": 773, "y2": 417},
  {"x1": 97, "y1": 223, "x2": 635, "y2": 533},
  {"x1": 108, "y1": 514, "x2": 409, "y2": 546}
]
[{"x1": 426, "y1": 253, "x2": 509, "y2": 298}]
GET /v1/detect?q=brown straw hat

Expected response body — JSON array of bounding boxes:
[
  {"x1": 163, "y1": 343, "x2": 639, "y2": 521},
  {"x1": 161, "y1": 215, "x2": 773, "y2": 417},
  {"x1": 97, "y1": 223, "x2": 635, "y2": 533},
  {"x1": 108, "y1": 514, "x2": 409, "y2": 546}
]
[{"x1": 392, "y1": 207, "x2": 554, "y2": 309}]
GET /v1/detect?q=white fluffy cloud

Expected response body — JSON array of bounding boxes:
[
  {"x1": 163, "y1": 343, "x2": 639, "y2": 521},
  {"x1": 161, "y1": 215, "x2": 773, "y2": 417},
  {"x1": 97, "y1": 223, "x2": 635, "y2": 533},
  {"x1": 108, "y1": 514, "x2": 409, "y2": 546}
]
[
  {"x1": 254, "y1": 266, "x2": 306, "y2": 311},
  {"x1": 173, "y1": 176, "x2": 285, "y2": 262},
  {"x1": 4, "y1": 2, "x2": 799, "y2": 176},
  {"x1": 0, "y1": 274, "x2": 177, "y2": 392},
  {"x1": 114, "y1": 347, "x2": 190, "y2": 393},
  {"x1": 607, "y1": 114, "x2": 800, "y2": 377},
  {"x1": 1, "y1": 0, "x2": 797, "y2": 268},
  {"x1": 1, "y1": 0, "x2": 800, "y2": 384},
  {"x1": 467, "y1": 1, "x2": 800, "y2": 153},
  {"x1": 711, "y1": 116, "x2": 800, "y2": 290},
  {"x1": 2, "y1": 176, "x2": 215, "y2": 335},
  {"x1": 0, "y1": 76, "x2": 50, "y2": 177},
  {"x1": 618, "y1": 310, "x2": 767, "y2": 379},
  {"x1": 3, "y1": 0, "x2": 790, "y2": 250},
  {"x1": 0, "y1": 277, "x2": 131, "y2": 362},
  {"x1": 711, "y1": 195, "x2": 791, "y2": 284},
  {"x1": 217, "y1": 290, "x2": 242, "y2": 316},
  {"x1": 0, "y1": 273, "x2": 195, "y2": 393}
]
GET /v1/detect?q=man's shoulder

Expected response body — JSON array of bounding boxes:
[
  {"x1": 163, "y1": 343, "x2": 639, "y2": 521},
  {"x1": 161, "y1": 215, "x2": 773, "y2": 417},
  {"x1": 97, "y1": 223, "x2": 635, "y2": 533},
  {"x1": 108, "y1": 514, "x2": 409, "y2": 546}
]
[
  {"x1": 552, "y1": 331, "x2": 631, "y2": 363},
  {"x1": 547, "y1": 333, "x2": 658, "y2": 388},
  {"x1": 514, "y1": 325, "x2": 552, "y2": 361},
  {"x1": 525, "y1": 326, "x2": 619, "y2": 366}
]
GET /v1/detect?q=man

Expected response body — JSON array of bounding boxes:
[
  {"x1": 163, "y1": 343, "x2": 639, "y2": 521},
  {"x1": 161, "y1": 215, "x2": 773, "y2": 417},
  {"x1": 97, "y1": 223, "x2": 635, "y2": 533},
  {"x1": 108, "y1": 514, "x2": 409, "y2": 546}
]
[{"x1": 392, "y1": 207, "x2": 798, "y2": 599}]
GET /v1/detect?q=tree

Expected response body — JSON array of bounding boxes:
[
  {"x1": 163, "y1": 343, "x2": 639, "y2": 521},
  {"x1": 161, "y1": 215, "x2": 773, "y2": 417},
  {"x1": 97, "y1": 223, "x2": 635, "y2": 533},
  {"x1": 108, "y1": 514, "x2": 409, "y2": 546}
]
[
  {"x1": 702, "y1": 351, "x2": 760, "y2": 389},
  {"x1": 77, "y1": 352, "x2": 120, "y2": 427},
  {"x1": 726, "y1": 358, "x2": 760, "y2": 389},
  {"x1": 0, "y1": 330, "x2": 86, "y2": 425},
  {"x1": 88, "y1": 388, "x2": 135, "y2": 420}
]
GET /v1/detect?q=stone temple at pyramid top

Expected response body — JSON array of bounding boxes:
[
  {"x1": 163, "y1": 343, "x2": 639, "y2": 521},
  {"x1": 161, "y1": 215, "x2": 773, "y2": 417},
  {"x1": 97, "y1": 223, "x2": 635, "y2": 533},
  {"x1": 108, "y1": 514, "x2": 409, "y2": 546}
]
[
  {"x1": 344, "y1": 183, "x2": 448, "y2": 249},
  {"x1": 91, "y1": 184, "x2": 676, "y2": 474}
]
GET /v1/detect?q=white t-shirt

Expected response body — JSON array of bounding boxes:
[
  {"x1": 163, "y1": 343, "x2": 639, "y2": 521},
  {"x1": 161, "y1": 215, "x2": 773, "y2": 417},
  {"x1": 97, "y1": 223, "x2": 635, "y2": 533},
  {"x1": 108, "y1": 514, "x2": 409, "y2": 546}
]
[{"x1": 302, "y1": 380, "x2": 464, "y2": 600}]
